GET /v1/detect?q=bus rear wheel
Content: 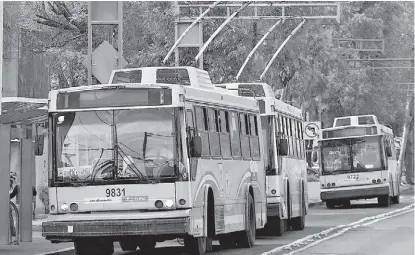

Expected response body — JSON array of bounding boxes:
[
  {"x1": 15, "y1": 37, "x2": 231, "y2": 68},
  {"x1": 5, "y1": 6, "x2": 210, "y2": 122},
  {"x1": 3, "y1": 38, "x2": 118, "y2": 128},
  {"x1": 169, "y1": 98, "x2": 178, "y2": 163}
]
[
  {"x1": 378, "y1": 195, "x2": 390, "y2": 207},
  {"x1": 237, "y1": 193, "x2": 256, "y2": 248},
  {"x1": 268, "y1": 216, "x2": 285, "y2": 236},
  {"x1": 74, "y1": 238, "x2": 114, "y2": 255}
]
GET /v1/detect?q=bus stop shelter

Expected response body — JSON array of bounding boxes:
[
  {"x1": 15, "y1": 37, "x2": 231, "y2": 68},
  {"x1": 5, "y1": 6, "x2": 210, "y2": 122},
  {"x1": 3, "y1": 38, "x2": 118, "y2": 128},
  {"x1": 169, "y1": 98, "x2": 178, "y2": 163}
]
[{"x1": 0, "y1": 97, "x2": 47, "y2": 245}]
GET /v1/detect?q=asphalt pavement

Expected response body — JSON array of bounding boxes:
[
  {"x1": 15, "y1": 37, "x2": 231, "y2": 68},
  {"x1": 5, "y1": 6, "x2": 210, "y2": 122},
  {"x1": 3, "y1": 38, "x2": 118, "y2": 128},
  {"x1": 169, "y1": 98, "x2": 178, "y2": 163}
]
[
  {"x1": 5, "y1": 185, "x2": 412, "y2": 255},
  {"x1": 294, "y1": 209, "x2": 414, "y2": 255},
  {"x1": 112, "y1": 186, "x2": 414, "y2": 255}
]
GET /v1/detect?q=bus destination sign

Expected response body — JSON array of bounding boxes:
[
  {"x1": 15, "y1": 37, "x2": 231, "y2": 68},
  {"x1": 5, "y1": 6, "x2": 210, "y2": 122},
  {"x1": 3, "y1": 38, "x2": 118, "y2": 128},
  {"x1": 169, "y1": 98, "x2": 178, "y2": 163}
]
[{"x1": 56, "y1": 88, "x2": 172, "y2": 110}]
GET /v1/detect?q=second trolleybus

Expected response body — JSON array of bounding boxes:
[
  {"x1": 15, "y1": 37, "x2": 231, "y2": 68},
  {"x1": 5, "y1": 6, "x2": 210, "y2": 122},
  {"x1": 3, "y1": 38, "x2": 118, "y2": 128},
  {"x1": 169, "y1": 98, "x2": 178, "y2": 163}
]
[{"x1": 216, "y1": 82, "x2": 308, "y2": 237}]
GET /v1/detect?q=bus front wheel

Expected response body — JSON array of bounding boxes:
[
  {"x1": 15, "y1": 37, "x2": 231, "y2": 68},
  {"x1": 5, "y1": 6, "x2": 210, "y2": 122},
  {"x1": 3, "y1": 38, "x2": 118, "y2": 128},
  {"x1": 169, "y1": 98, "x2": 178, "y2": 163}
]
[
  {"x1": 237, "y1": 193, "x2": 256, "y2": 248},
  {"x1": 184, "y1": 236, "x2": 206, "y2": 255}
]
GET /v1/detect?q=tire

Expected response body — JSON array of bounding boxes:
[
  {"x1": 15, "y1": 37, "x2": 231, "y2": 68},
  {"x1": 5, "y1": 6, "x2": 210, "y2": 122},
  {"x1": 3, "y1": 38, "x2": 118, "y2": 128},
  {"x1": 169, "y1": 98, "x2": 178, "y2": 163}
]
[
  {"x1": 342, "y1": 200, "x2": 351, "y2": 209},
  {"x1": 119, "y1": 239, "x2": 137, "y2": 252},
  {"x1": 291, "y1": 191, "x2": 306, "y2": 231},
  {"x1": 326, "y1": 200, "x2": 336, "y2": 209},
  {"x1": 268, "y1": 216, "x2": 285, "y2": 237},
  {"x1": 391, "y1": 195, "x2": 400, "y2": 204},
  {"x1": 184, "y1": 236, "x2": 206, "y2": 255},
  {"x1": 378, "y1": 195, "x2": 390, "y2": 207},
  {"x1": 74, "y1": 238, "x2": 114, "y2": 255},
  {"x1": 137, "y1": 238, "x2": 157, "y2": 253},
  {"x1": 237, "y1": 193, "x2": 256, "y2": 248}
]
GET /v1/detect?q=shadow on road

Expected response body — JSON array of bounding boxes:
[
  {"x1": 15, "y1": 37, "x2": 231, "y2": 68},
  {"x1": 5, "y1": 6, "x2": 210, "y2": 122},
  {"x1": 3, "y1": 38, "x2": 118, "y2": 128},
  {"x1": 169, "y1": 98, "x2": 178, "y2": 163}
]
[{"x1": 120, "y1": 245, "x2": 239, "y2": 255}]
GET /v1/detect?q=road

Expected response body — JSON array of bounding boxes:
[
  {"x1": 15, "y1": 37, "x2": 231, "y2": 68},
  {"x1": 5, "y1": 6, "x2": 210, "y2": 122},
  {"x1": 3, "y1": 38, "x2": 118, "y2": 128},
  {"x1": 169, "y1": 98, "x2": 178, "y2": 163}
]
[
  {"x1": 112, "y1": 187, "x2": 414, "y2": 255},
  {"x1": 295, "y1": 210, "x2": 414, "y2": 255}
]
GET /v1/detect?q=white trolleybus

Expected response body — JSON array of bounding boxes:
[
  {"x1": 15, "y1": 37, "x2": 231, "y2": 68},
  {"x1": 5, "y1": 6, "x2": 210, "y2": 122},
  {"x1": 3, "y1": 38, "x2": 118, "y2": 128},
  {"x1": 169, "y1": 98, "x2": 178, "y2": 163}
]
[
  {"x1": 318, "y1": 115, "x2": 400, "y2": 209},
  {"x1": 42, "y1": 67, "x2": 267, "y2": 255},
  {"x1": 216, "y1": 83, "x2": 308, "y2": 237}
]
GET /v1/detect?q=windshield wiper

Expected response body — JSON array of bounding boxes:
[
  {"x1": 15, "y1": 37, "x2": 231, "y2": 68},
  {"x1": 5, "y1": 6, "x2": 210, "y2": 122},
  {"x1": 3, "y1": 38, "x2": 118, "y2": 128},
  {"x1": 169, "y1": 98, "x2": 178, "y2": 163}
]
[{"x1": 116, "y1": 145, "x2": 151, "y2": 183}]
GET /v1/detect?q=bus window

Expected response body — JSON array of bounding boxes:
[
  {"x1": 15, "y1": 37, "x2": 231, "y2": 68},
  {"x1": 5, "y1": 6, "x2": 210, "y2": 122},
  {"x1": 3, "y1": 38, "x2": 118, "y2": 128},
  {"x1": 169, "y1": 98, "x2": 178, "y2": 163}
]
[
  {"x1": 195, "y1": 106, "x2": 210, "y2": 157},
  {"x1": 219, "y1": 110, "x2": 232, "y2": 158},
  {"x1": 240, "y1": 113, "x2": 251, "y2": 159},
  {"x1": 230, "y1": 111, "x2": 242, "y2": 158},
  {"x1": 249, "y1": 115, "x2": 260, "y2": 160},
  {"x1": 208, "y1": 108, "x2": 221, "y2": 157}
]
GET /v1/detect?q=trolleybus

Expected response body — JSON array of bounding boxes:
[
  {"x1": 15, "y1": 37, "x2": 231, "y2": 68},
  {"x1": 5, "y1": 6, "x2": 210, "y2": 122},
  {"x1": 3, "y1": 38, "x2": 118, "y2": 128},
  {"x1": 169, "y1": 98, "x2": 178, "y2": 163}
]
[
  {"x1": 217, "y1": 82, "x2": 308, "y2": 237},
  {"x1": 42, "y1": 67, "x2": 267, "y2": 255},
  {"x1": 318, "y1": 115, "x2": 400, "y2": 208}
]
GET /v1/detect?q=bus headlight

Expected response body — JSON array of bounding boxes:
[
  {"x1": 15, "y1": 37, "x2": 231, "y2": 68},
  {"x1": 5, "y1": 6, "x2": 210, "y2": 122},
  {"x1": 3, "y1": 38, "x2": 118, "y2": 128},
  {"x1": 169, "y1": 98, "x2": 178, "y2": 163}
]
[
  {"x1": 165, "y1": 199, "x2": 174, "y2": 208},
  {"x1": 60, "y1": 204, "x2": 69, "y2": 212}
]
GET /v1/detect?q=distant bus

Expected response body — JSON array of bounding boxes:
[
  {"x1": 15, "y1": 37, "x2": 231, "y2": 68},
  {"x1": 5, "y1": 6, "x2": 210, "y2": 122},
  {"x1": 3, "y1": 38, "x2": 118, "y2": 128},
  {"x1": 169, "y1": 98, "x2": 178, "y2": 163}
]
[
  {"x1": 217, "y1": 82, "x2": 308, "y2": 237},
  {"x1": 318, "y1": 115, "x2": 400, "y2": 208},
  {"x1": 42, "y1": 67, "x2": 267, "y2": 255}
]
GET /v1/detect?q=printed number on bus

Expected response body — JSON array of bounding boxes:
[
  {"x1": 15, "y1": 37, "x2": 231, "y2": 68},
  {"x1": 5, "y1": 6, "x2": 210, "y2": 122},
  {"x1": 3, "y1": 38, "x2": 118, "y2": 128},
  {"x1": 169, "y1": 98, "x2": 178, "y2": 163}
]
[
  {"x1": 347, "y1": 174, "x2": 359, "y2": 179},
  {"x1": 106, "y1": 188, "x2": 126, "y2": 197}
]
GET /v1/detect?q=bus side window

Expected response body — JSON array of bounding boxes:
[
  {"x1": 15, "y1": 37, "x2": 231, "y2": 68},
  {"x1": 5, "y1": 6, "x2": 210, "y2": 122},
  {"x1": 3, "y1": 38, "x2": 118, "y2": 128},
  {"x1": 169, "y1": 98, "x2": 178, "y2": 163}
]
[
  {"x1": 249, "y1": 115, "x2": 260, "y2": 160},
  {"x1": 195, "y1": 106, "x2": 210, "y2": 157},
  {"x1": 229, "y1": 111, "x2": 242, "y2": 158},
  {"x1": 240, "y1": 113, "x2": 251, "y2": 160},
  {"x1": 208, "y1": 108, "x2": 221, "y2": 157},
  {"x1": 219, "y1": 110, "x2": 232, "y2": 158},
  {"x1": 186, "y1": 110, "x2": 195, "y2": 136}
]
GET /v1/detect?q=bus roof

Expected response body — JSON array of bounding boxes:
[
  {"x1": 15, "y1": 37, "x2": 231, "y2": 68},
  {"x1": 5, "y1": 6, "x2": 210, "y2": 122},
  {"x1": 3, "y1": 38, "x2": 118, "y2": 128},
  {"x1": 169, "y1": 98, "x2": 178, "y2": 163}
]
[
  {"x1": 48, "y1": 82, "x2": 259, "y2": 112},
  {"x1": 108, "y1": 66, "x2": 214, "y2": 89},
  {"x1": 320, "y1": 117, "x2": 394, "y2": 140},
  {"x1": 216, "y1": 82, "x2": 302, "y2": 118}
]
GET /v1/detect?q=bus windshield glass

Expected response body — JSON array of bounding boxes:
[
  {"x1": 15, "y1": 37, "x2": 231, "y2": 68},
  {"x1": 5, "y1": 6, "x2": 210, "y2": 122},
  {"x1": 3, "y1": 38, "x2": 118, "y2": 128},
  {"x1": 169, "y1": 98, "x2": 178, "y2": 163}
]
[
  {"x1": 321, "y1": 136, "x2": 384, "y2": 175},
  {"x1": 53, "y1": 108, "x2": 180, "y2": 185}
]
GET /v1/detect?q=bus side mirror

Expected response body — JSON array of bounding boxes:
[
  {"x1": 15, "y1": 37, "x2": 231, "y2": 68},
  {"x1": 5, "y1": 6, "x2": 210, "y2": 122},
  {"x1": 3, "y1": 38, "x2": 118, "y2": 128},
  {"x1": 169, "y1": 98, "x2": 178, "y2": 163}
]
[
  {"x1": 190, "y1": 136, "x2": 202, "y2": 158},
  {"x1": 279, "y1": 139, "x2": 289, "y2": 156},
  {"x1": 34, "y1": 135, "x2": 45, "y2": 156},
  {"x1": 386, "y1": 146, "x2": 392, "y2": 157}
]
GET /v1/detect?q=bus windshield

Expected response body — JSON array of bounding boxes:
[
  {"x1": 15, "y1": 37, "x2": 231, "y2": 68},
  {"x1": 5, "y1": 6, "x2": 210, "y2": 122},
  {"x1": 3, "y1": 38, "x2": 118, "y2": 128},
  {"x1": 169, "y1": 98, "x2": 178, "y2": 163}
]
[
  {"x1": 321, "y1": 136, "x2": 384, "y2": 175},
  {"x1": 53, "y1": 108, "x2": 180, "y2": 185}
]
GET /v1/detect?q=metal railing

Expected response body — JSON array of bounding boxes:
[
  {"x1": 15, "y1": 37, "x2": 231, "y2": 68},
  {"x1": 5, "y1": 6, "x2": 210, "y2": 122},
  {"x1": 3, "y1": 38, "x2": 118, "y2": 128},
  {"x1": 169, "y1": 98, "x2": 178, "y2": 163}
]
[{"x1": 9, "y1": 201, "x2": 20, "y2": 245}]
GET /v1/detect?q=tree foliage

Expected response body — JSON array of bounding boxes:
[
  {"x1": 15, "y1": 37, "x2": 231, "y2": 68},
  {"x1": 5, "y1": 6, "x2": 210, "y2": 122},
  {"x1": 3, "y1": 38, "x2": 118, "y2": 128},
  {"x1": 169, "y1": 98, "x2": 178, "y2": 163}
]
[{"x1": 5, "y1": 1, "x2": 414, "y2": 134}]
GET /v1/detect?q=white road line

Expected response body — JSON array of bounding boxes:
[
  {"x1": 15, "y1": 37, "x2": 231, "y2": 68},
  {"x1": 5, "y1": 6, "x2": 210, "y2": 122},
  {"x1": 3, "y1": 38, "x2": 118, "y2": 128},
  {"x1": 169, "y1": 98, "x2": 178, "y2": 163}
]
[
  {"x1": 286, "y1": 208, "x2": 414, "y2": 255},
  {"x1": 261, "y1": 203, "x2": 415, "y2": 255},
  {"x1": 34, "y1": 247, "x2": 74, "y2": 255},
  {"x1": 310, "y1": 212, "x2": 369, "y2": 215}
]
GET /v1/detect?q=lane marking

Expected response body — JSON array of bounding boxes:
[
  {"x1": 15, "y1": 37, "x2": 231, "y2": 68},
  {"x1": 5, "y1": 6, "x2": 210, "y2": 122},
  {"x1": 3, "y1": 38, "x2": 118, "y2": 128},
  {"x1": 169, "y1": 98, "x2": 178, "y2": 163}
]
[
  {"x1": 261, "y1": 203, "x2": 415, "y2": 255},
  {"x1": 34, "y1": 247, "x2": 74, "y2": 255},
  {"x1": 285, "y1": 208, "x2": 414, "y2": 255},
  {"x1": 309, "y1": 212, "x2": 369, "y2": 215}
]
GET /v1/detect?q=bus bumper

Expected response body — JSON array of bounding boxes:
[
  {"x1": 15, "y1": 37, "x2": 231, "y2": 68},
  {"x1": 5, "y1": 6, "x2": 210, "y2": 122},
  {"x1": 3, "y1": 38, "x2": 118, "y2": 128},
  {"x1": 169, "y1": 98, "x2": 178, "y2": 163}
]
[
  {"x1": 321, "y1": 184, "x2": 389, "y2": 201},
  {"x1": 42, "y1": 217, "x2": 189, "y2": 239}
]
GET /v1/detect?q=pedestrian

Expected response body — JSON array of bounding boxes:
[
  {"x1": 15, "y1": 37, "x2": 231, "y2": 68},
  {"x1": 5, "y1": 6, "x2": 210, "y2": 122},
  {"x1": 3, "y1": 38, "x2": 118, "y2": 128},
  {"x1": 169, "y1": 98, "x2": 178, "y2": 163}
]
[{"x1": 9, "y1": 182, "x2": 37, "y2": 237}]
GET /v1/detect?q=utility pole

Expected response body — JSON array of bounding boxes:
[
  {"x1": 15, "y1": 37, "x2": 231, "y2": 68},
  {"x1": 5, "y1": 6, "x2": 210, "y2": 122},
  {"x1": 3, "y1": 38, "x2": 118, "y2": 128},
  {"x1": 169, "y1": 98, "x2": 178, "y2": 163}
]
[{"x1": 397, "y1": 57, "x2": 414, "y2": 182}]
